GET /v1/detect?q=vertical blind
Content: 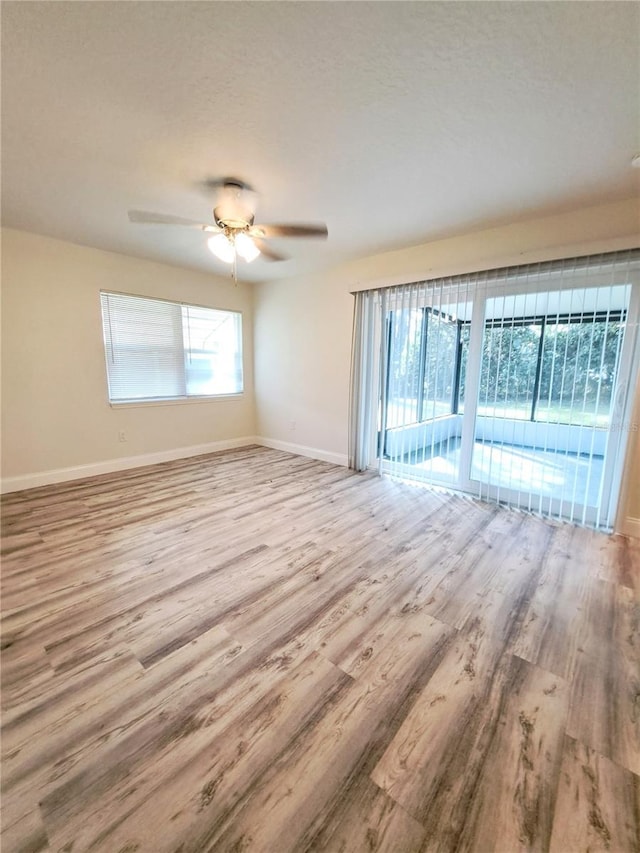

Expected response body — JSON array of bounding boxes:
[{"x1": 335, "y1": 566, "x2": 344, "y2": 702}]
[
  {"x1": 349, "y1": 250, "x2": 640, "y2": 529},
  {"x1": 100, "y1": 291, "x2": 243, "y2": 402}
]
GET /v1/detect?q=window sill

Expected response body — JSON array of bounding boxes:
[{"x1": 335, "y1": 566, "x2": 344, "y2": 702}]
[{"x1": 109, "y1": 393, "x2": 245, "y2": 410}]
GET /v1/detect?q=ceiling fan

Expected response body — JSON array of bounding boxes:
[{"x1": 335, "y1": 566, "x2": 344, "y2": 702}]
[{"x1": 128, "y1": 178, "x2": 328, "y2": 281}]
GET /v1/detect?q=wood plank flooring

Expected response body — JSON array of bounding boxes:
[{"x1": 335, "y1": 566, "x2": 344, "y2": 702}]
[{"x1": 1, "y1": 446, "x2": 638, "y2": 853}]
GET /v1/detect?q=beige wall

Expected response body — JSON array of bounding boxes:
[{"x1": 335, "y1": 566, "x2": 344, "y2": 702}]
[
  {"x1": 254, "y1": 198, "x2": 640, "y2": 525},
  {"x1": 254, "y1": 266, "x2": 353, "y2": 460},
  {"x1": 3, "y1": 199, "x2": 639, "y2": 526},
  {"x1": 345, "y1": 197, "x2": 640, "y2": 292},
  {"x1": 1, "y1": 228, "x2": 256, "y2": 482}
]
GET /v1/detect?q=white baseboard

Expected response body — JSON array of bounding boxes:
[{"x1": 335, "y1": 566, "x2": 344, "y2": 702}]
[
  {"x1": 618, "y1": 516, "x2": 640, "y2": 539},
  {"x1": 1, "y1": 435, "x2": 349, "y2": 494},
  {"x1": 256, "y1": 436, "x2": 348, "y2": 468},
  {"x1": 0, "y1": 437, "x2": 260, "y2": 493}
]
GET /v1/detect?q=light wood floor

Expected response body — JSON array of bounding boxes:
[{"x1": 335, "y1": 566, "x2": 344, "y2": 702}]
[{"x1": 1, "y1": 446, "x2": 638, "y2": 853}]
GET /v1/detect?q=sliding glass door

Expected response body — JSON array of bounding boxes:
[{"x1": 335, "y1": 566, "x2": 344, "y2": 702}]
[
  {"x1": 465, "y1": 284, "x2": 635, "y2": 527},
  {"x1": 382, "y1": 284, "x2": 473, "y2": 488},
  {"x1": 372, "y1": 252, "x2": 640, "y2": 529}
]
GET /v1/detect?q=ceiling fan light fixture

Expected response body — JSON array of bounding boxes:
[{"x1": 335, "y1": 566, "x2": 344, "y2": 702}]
[
  {"x1": 207, "y1": 233, "x2": 236, "y2": 264},
  {"x1": 130, "y1": 177, "x2": 327, "y2": 280},
  {"x1": 235, "y1": 232, "x2": 260, "y2": 263}
]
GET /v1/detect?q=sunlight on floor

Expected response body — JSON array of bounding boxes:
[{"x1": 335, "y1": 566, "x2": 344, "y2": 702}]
[{"x1": 409, "y1": 440, "x2": 604, "y2": 507}]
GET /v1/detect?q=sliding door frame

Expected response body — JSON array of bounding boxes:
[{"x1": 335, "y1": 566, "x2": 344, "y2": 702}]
[
  {"x1": 375, "y1": 257, "x2": 640, "y2": 529},
  {"x1": 459, "y1": 268, "x2": 640, "y2": 528}
]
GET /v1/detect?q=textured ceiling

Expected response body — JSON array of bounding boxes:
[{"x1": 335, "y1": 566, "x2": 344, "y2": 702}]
[{"x1": 2, "y1": 1, "x2": 639, "y2": 283}]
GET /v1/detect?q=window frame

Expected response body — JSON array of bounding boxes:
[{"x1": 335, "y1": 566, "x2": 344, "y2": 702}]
[
  {"x1": 465, "y1": 308, "x2": 626, "y2": 425},
  {"x1": 385, "y1": 307, "x2": 626, "y2": 430},
  {"x1": 100, "y1": 290, "x2": 245, "y2": 406},
  {"x1": 385, "y1": 306, "x2": 462, "y2": 431}
]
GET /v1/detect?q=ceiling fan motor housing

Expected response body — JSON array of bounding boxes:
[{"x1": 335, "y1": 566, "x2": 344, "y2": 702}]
[{"x1": 214, "y1": 180, "x2": 256, "y2": 230}]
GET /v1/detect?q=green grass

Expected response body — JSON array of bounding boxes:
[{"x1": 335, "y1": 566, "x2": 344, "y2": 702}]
[
  {"x1": 388, "y1": 397, "x2": 612, "y2": 429},
  {"x1": 473, "y1": 400, "x2": 611, "y2": 428}
]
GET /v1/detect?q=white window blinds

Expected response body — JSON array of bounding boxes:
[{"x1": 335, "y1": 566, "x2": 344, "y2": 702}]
[{"x1": 100, "y1": 292, "x2": 243, "y2": 402}]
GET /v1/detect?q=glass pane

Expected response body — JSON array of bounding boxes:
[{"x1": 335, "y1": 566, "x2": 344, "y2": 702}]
[
  {"x1": 386, "y1": 308, "x2": 423, "y2": 427},
  {"x1": 477, "y1": 322, "x2": 542, "y2": 419},
  {"x1": 384, "y1": 302, "x2": 467, "y2": 485},
  {"x1": 471, "y1": 283, "x2": 631, "y2": 521},
  {"x1": 535, "y1": 320, "x2": 623, "y2": 427},
  {"x1": 421, "y1": 311, "x2": 457, "y2": 420},
  {"x1": 183, "y1": 306, "x2": 243, "y2": 396}
]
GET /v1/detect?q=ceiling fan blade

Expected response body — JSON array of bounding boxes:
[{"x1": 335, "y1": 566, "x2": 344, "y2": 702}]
[
  {"x1": 128, "y1": 210, "x2": 217, "y2": 230},
  {"x1": 250, "y1": 223, "x2": 328, "y2": 239},
  {"x1": 253, "y1": 238, "x2": 288, "y2": 262}
]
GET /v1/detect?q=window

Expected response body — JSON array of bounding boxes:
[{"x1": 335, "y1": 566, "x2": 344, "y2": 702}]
[
  {"x1": 386, "y1": 307, "x2": 462, "y2": 427},
  {"x1": 100, "y1": 292, "x2": 243, "y2": 403},
  {"x1": 536, "y1": 316, "x2": 624, "y2": 427},
  {"x1": 421, "y1": 309, "x2": 459, "y2": 420},
  {"x1": 474, "y1": 311, "x2": 625, "y2": 427},
  {"x1": 386, "y1": 308, "x2": 423, "y2": 427},
  {"x1": 477, "y1": 319, "x2": 543, "y2": 421}
]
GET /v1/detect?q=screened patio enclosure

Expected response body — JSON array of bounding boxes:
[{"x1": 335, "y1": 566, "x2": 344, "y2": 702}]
[{"x1": 350, "y1": 251, "x2": 640, "y2": 529}]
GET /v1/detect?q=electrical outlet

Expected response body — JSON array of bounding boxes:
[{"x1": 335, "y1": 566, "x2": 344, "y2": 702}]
[
  {"x1": 289, "y1": 420, "x2": 296, "y2": 431},
  {"x1": 118, "y1": 430, "x2": 127, "y2": 442}
]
